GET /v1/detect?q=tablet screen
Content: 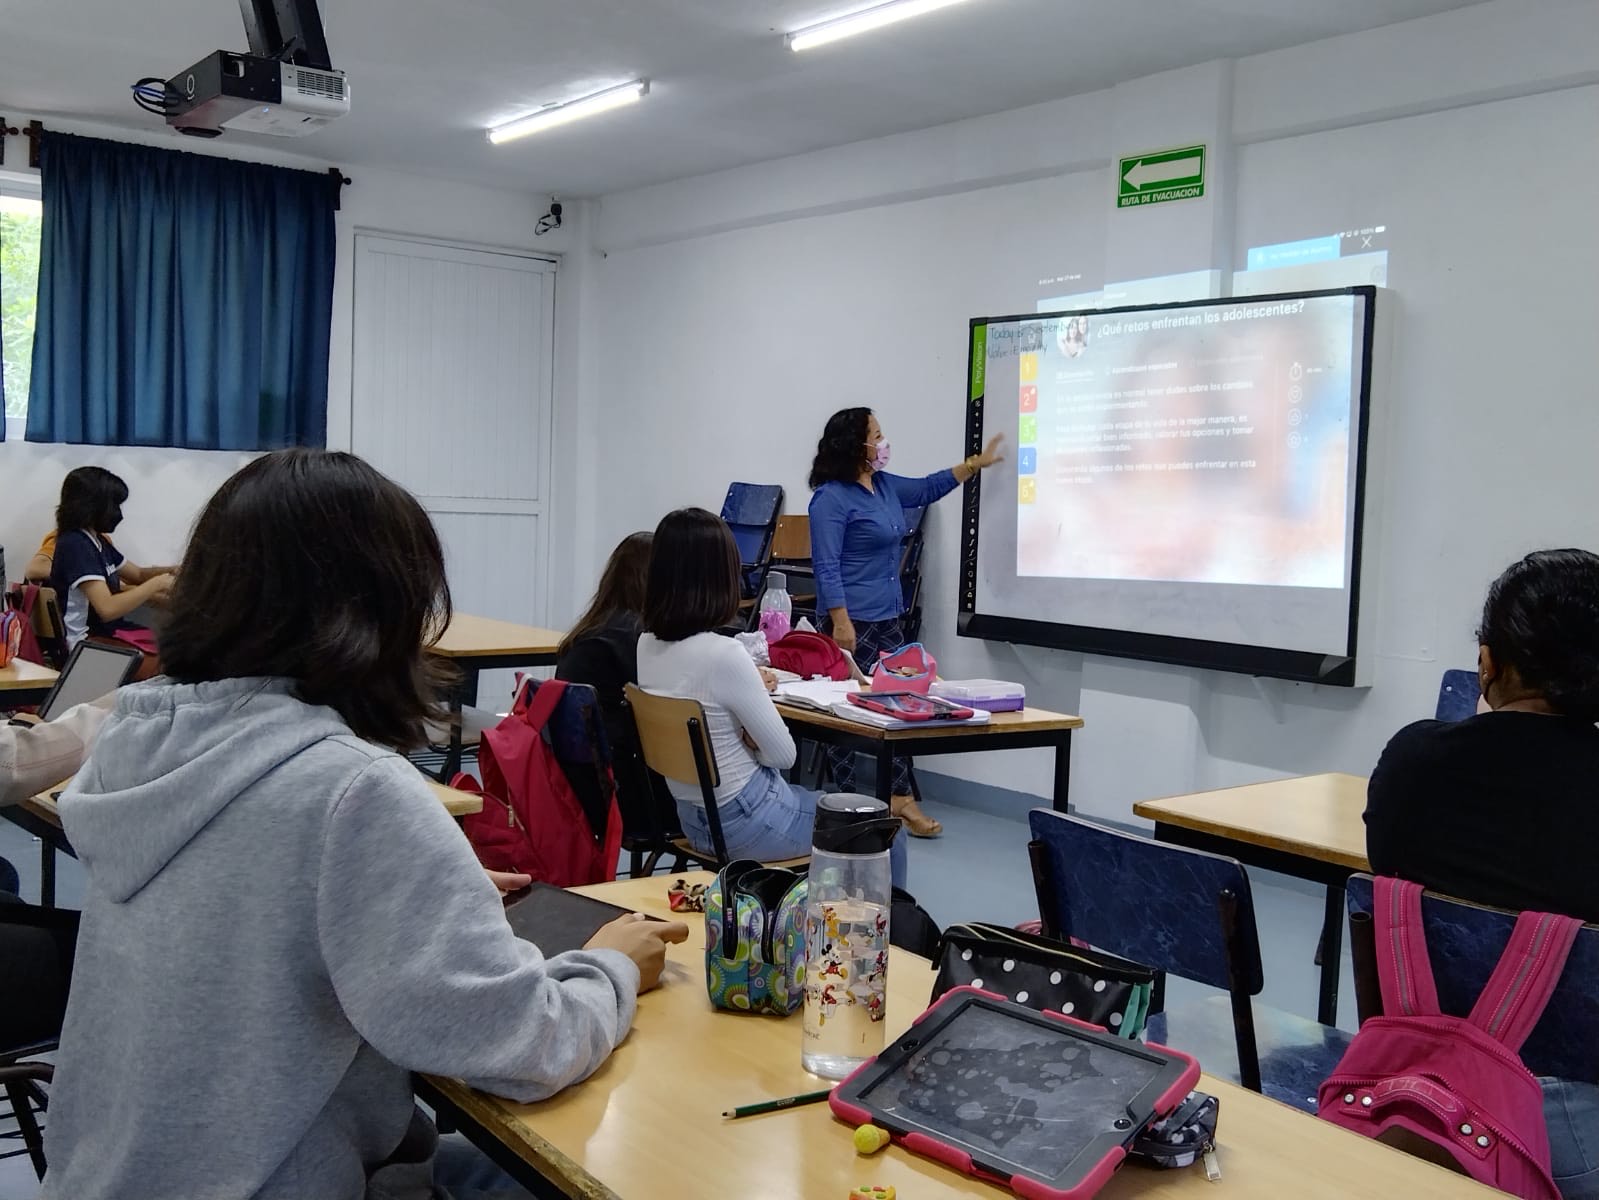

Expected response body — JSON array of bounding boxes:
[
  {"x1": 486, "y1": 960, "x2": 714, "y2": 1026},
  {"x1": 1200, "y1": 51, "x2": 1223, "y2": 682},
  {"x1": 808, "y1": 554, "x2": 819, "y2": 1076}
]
[
  {"x1": 857, "y1": 1002, "x2": 1161, "y2": 1179},
  {"x1": 41, "y1": 642, "x2": 140, "y2": 721}
]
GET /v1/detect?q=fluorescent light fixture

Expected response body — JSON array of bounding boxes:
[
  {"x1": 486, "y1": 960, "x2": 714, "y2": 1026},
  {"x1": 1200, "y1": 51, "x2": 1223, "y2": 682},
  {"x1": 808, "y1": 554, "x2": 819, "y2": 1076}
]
[
  {"x1": 487, "y1": 79, "x2": 649, "y2": 145},
  {"x1": 787, "y1": 0, "x2": 976, "y2": 51}
]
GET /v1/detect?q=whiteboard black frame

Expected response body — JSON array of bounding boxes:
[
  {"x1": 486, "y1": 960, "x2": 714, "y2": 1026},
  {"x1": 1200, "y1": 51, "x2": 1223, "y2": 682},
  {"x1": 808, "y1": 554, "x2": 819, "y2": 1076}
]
[{"x1": 956, "y1": 284, "x2": 1379, "y2": 686}]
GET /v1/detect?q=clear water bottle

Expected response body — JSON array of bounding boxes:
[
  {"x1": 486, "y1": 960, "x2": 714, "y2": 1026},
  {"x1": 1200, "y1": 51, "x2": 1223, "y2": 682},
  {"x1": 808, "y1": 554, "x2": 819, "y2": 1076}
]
[
  {"x1": 758, "y1": 571, "x2": 793, "y2": 643},
  {"x1": 801, "y1": 794, "x2": 901, "y2": 1079}
]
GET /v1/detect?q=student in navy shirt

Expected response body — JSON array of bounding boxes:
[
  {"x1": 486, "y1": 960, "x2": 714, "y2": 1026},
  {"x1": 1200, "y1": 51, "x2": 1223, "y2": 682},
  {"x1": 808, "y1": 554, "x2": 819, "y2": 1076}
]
[
  {"x1": 47, "y1": 467, "x2": 176, "y2": 677},
  {"x1": 807, "y1": 407, "x2": 1003, "y2": 837}
]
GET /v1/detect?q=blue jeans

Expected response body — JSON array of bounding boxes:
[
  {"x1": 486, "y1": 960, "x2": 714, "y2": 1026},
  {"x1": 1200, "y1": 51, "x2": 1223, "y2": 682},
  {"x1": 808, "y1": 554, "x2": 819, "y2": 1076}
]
[
  {"x1": 1544, "y1": 1078, "x2": 1599, "y2": 1199},
  {"x1": 678, "y1": 766, "x2": 908, "y2": 890},
  {"x1": 433, "y1": 1132, "x2": 531, "y2": 1199}
]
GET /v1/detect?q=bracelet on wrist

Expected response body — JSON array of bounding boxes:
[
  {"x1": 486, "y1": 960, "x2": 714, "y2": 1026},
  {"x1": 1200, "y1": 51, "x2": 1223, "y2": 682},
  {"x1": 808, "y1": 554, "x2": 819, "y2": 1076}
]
[{"x1": 964, "y1": 454, "x2": 983, "y2": 472}]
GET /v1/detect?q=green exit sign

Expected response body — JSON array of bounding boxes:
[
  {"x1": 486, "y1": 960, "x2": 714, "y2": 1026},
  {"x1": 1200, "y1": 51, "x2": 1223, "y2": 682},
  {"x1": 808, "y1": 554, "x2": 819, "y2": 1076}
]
[{"x1": 1118, "y1": 145, "x2": 1206, "y2": 208}]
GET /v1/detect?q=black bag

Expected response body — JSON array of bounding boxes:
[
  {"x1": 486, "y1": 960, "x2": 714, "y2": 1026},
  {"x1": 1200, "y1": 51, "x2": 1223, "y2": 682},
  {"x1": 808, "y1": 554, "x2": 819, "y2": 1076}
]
[
  {"x1": 889, "y1": 886, "x2": 941, "y2": 958},
  {"x1": 1129, "y1": 1089, "x2": 1220, "y2": 1178},
  {"x1": 932, "y1": 922, "x2": 1157, "y2": 1038}
]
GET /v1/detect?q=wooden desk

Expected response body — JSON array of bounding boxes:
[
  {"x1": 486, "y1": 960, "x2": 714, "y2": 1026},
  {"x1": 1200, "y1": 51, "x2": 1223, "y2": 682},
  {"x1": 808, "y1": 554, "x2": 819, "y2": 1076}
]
[
  {"x1": 778, "y1": 703, "x2": 1084, "y2": 811},
  {"x1": 4, "y1": 778, "x2": 482, "y2": 907},
  {"x1": 0, "y1": 658, "x2": 59, "y2": 707},
  {"x1": 1133, "y1": 773, "x2": 1370, "y2": 1028},
  {"x1": 430, "y1": 614, "x2": 565, "y2": 778},
  {"x1": 420, "y1": 873, "x2": 1494, "y2": 1200}
]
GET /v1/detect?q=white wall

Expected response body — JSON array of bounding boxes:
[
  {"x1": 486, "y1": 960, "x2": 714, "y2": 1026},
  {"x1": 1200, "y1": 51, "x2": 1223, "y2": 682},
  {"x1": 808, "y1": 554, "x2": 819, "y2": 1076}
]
[
  {"x1": 581, "y1": 0, "x2": 1599, "y2": 819},
  {"x1": 0, "y1": 115, "x2": 592, "y2": 614}
]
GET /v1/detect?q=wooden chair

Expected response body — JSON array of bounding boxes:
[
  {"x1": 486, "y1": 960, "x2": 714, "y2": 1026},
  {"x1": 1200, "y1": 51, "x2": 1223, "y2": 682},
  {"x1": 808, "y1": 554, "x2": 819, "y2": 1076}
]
[{"x1": 623, "y1": 684, "x2": 807, "y2": 873}]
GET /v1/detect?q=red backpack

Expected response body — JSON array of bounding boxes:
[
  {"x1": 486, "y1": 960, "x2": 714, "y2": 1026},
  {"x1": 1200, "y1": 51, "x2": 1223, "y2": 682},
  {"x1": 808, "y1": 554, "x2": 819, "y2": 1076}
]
[
  {"x1": 768, "y1": 631, "x2": 850, "y2": 681},
  {"x1": 455, "y1": 679, "x2": 622, "y2": 887},
  {"x1": 1318, "y1": 877, "x2": 1581, "y2": 1200}
]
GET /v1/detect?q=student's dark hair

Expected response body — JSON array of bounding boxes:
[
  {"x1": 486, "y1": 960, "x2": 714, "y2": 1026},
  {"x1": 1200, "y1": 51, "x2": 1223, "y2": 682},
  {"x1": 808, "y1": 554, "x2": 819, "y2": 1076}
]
[
  {"x1": 1478, "y1": 548, "x2": 1599, "y2": 722},
  {"x1": 642, "y1": 508, "x2": 741, "y2": 642},
  {"x1": 56, "y1": 466, "x2": 130, "y2": 534},
  {"x1": 808, "y1": 407, "x2": 873, "y2": 489},
  {"x1": 160, "y1": 448, "x2": 454, "y2": 750},
  {"x1": 559, "y1": 531, "x2": 653, "y2": 657}
]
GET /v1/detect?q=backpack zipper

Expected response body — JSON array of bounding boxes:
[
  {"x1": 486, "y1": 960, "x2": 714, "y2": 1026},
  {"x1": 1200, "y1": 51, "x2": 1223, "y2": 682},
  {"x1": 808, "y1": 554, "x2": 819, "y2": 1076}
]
[
  {"x1": 1202, "y1": 1143, "x2": 1221, "y2": 1182},
  {"x1": 1328, "y1": 1066, "x2": 1542, "y2": 1167}
]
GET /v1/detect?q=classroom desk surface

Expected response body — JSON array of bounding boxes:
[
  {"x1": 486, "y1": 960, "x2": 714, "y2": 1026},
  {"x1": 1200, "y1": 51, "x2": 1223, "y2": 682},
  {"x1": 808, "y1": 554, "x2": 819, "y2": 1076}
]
[
  {"x1": 433, "y1": 615, "x2": 564, "y2": 660},
  {"x1": 1133, "y1": 773, "x2": 1370, "y2": 1028},
  {"x1": 5, "y1": 777, "x2": 481, "y2": 906},
  {"x1": 1132, "y1": 772, "x2": 1370, "y2": 873},
  {"x1": 422, "y1": 873, "x2": 1494, "y2": 1200},
  {"x1": 0, "y1": 658, "x2": 58, "y2": 698},
  {"x1": 776, "y1": 702, "x2": 1084, "y2": 812}
]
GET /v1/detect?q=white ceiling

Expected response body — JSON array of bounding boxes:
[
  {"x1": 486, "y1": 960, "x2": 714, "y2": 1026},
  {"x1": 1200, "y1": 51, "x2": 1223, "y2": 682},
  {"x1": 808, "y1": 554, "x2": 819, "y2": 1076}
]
[{"x1": 2, "y1": 0, "x2": 1487, "y2": 197}]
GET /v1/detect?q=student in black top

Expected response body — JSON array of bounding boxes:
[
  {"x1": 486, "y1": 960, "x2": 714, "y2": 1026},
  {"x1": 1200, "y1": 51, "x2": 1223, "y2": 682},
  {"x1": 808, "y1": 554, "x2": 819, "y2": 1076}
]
[
  {"x1": 555, "y1": 533, "x2": 678, "y2": 842},
  {"x1": 46, "y1": 467, "x2": 176, "y2": 678},
  {"x1": 1365, "y1": 547, "x2": 1599, "y2": 1200},
  {"x1": 1365, "y1": 548, "x2": 1599, "y2": 922}
]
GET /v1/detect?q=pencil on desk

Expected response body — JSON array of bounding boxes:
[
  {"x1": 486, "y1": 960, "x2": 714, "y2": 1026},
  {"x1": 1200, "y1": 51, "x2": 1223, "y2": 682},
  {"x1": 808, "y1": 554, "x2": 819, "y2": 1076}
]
[{"x1": 721, "y1": 1088, "x2": 833, "y2": 1119}]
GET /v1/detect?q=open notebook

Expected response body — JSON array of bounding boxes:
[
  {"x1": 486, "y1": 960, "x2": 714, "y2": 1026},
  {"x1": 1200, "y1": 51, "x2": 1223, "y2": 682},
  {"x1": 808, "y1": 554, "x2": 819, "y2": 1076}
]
[{"x1": 773, "y1": 678, "x2": 861, "y2": 710}]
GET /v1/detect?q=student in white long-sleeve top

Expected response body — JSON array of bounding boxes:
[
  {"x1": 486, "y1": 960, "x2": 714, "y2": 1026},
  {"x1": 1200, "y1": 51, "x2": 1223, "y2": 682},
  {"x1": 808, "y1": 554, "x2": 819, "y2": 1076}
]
[{"x1": 636, "y1": 507, "x2": 908, "y2": 888}]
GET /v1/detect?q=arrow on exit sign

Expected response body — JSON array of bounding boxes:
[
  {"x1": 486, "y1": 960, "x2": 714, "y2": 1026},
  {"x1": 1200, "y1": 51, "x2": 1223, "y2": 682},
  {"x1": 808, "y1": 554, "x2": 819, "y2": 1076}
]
[{"x1": 1118, "y1": 145, "x2": 1206, "y2": 208}]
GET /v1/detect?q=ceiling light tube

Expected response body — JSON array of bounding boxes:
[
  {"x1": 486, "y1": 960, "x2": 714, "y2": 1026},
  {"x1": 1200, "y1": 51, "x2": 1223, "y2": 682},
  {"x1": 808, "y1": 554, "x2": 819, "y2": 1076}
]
[
  {"x1": 488, "y1": 79, "x2": 649, "y2": 145},
  {"x1": 787, "y1": 0, "x2": 976, "y2": 51}
]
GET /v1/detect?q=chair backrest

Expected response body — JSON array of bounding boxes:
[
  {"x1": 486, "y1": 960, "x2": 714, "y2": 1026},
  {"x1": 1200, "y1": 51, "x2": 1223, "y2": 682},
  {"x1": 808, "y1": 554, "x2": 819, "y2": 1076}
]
[
  {"x1": 721, "y1": 483, "x2": 784, "y2": 596},
  {"x1": 1346, "y1": 874, "x2": 1599, "y2": 1082},
  {"x1": 770, "y1": 514, "x2": 811, "y2": 563},
  {"x1": 623, "y1": 684, "x2": 720, "y2": 790},
  {"x1": 529, "y1": 679, "x2": 616, "y2": 842},
  {"x1": 1029, "y1": 809, "x2": 1264, "y2": 994},
  {"x1": 0, "y1": 898, "x2": 80, "y2": 1059},
  {"x1": 1435, "y1": 669, "x2": 1480, "y2": 722}
]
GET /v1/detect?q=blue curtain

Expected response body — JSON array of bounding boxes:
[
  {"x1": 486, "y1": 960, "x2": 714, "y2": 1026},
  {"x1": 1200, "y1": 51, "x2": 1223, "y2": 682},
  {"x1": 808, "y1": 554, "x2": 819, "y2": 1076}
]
[{"x1": 26, "y1": 133, "x2": 336, "y2": 449}]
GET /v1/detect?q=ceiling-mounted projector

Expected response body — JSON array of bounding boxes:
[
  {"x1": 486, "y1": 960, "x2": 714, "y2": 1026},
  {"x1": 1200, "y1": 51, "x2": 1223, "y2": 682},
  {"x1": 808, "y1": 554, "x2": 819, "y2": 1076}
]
[{"x1": 142, "y1": 0, "x2": 348, "y2": 138}]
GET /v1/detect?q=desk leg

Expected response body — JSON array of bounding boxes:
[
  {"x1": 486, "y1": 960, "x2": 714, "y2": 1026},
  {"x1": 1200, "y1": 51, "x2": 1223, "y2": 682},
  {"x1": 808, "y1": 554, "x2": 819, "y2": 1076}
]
[
  {"x1": 440, "y1": 667, "x2": 479, "y2": 782},
  {"x1": 1051, "y1": 732, "x2": 1073, "y2": 813},
  {"x1": 1317, "y1": 880, "x2": 1345, "y2": 1026},
  {"x1": 39, "y1": 841, "x2": 55, "y2": 908}
]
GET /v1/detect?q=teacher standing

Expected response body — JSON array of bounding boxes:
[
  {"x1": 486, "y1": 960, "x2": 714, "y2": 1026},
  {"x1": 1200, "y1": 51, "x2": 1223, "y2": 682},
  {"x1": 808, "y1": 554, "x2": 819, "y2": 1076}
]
[{"x1": 807, "y1": 407, "x2": 1004, "y2": 838}]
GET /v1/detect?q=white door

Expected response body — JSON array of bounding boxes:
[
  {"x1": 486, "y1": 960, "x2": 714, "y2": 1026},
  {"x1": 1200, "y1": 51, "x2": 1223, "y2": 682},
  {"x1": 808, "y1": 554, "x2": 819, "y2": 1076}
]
[{"x1": 351, "y1": 234, "x2": 557, "y2": 705}]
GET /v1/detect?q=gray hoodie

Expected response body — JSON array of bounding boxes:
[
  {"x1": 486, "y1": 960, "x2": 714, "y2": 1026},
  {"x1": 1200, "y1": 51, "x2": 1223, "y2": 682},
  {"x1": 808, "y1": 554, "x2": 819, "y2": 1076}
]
[{"x1": 40, "y1": 677, "x2": 638, "y2": 1200}]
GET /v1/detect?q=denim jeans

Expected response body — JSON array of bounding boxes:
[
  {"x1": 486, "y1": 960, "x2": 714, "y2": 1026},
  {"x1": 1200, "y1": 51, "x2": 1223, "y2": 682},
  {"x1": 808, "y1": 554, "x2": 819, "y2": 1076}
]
[
  {"x1": 678, "y1": 765, "x2": 909, "y2": 890},
  {"x1": 1544, "y1": 1078, "x2": 1599, "y2": 1199},
  {"x1": 433, "y1": 1133, "x2": 532, "y2": 1200}
]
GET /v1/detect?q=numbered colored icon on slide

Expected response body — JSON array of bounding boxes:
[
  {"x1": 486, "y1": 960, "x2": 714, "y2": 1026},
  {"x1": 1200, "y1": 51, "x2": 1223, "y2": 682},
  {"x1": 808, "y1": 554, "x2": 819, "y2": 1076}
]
[
  {"x1": 1019, "y1": 353, "x2": 1038, "y2": 382},
  {"x1": 1018, "y1": 477, "x2": 1037, "y2": 504},
  {"x1": 1018, "y1": 414, "x2": 1038, "y2": 443},
  {"x1": 1019, "y1": 385, "x2": 1038, "y2": 413},
  {"x1": 1019, "y1": 447, "x2": 1037, "y2": 475}
]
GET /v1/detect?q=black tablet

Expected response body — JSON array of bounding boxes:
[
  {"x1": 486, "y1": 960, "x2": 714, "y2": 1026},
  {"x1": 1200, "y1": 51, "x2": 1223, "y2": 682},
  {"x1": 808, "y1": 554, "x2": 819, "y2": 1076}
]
[
  {"x1": 502, "y1": 882, "x2": 636, "y2": 957},
  {"x1": 831, "y1": 987, "x2": 1199, "y2": 1200},
  {"x1": 39, "y1": 640, "x2": 142, "y2": 721}
]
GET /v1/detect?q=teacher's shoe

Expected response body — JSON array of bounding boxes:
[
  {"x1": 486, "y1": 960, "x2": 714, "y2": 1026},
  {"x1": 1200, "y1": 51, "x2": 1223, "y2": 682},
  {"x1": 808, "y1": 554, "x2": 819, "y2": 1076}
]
[{"x1": 891, "y1": 795, "x2": 942, "y2": 838}]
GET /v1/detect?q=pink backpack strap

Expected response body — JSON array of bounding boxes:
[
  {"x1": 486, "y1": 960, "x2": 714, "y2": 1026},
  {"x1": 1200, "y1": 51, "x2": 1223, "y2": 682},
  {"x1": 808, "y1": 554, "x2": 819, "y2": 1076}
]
[
  {"x1": 1374, "y1": 877, "x2": 1442, "y2": 1017},
  {"x1": 1466, "y1": 909, "x2": 1582, "y2": 1052}
]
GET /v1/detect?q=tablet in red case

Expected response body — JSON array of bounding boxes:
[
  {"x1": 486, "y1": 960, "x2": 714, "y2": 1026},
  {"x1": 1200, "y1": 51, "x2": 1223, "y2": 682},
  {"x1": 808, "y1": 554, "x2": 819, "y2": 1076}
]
[{"x1": 830, "y1": 987, "x2": 1200, "y2": 1200}]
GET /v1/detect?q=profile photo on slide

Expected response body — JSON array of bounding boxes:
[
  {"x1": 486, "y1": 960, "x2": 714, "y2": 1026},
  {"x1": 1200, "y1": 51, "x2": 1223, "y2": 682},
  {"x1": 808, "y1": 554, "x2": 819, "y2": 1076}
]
[{"x1": 1056, "y1": 315, "x2": 1089, "y2": 359}]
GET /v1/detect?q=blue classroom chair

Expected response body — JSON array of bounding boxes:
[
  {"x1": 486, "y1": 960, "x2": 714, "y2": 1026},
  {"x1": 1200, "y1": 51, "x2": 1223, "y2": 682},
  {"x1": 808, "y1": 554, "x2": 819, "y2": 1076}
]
[
  {"x1": 1029, "y1": 809, "x2": 1350, "y2": 1111},
  {"x1": 719, "y1": 483, "x2": 784, "y2": 600},
  {"x1": 1346, "y1": 875, "x2": 1599, "y2": 1083},
  {"x1": 1435, "y1": 669, "x2": 1480, "y2": 722}
]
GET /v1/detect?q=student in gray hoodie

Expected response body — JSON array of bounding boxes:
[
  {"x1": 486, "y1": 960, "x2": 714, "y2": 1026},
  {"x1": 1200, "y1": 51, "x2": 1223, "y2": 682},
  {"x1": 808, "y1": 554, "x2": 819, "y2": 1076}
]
[{"x1": 40, "y1": 449, "x2": 689, "y2": 1200}]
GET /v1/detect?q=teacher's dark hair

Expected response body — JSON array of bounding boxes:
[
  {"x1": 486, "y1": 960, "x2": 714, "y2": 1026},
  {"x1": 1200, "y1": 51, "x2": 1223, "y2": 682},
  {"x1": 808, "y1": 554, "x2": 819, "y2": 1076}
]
[
  {"x1": 642, "y1": 508, "x2": 741, "y2": 642},
  {"x1": 1478, "y1": 548, "x2": 1599, "y2": 722},
  {"x1": 56, "y1": 466, "x2": 130, "y2": 534},
  {"x1": 808, "y1": 407, "x2": 873, "y2": 489},
  {"x1": 160, "y1": 448, "x2": 455, "y2": 750}
]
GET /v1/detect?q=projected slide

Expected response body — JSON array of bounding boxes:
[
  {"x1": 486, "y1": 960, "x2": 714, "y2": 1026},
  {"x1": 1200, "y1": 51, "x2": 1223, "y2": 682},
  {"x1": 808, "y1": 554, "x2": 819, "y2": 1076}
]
[
  {"x1": 961, "y1": 287, "x2": 1380, "y2": 684},
  {"x1": 1016, "y1": 298, "x2": 1354, "y2": 588}
]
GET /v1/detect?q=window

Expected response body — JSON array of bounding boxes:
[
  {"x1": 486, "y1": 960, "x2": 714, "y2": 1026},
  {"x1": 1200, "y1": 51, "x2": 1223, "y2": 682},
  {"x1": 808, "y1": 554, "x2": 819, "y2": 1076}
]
[{"x1": 1, "y1": 184, "x2": 43, "y2": 438}]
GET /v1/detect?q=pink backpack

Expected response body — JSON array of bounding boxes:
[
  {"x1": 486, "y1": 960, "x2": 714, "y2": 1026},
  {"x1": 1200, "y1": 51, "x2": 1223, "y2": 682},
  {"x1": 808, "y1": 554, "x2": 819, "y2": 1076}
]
[{"x1": 1318, "y1": 877, "x2": 1581, "y2": 1200}]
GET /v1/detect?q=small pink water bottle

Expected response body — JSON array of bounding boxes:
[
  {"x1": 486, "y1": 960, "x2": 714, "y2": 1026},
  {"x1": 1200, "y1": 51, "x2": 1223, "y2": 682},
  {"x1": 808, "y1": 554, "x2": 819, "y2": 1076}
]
[{"x1": 758, "y1": 571, "x2": 793, "y2": 643}]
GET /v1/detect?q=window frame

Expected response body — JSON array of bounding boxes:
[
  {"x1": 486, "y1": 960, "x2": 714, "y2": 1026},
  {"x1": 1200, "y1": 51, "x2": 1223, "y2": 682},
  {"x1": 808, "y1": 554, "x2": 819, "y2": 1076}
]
[{"x1": 0, "y1": 170, "x2": 43, "y2": 441}]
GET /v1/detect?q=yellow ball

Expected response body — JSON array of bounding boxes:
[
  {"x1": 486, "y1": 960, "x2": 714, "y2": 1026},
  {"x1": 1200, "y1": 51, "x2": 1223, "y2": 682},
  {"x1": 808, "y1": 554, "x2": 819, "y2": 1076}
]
[{"x1": 853, "y1": 1124, "x2": 891, "y2": 1155}]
